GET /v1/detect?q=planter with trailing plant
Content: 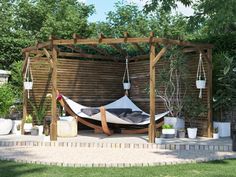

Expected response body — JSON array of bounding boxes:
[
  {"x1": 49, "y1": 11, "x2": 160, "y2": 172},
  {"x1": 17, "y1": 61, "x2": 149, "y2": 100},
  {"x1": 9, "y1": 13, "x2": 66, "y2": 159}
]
[
  {"x1": 162, "y1": 124, "x2": 175, "y2": 138},
  {"x1": 213, "y1": 127, "x2": 219, "y2": 139},
  {"x1": 0, "y1": 84, "x2": 14, "y2": 135},
  {"x1": 183, "y1": 95, "x2": 207, "y2": 139},
  {"x1": 155, "y1": 47, "x2": 187, "y2": 132}
]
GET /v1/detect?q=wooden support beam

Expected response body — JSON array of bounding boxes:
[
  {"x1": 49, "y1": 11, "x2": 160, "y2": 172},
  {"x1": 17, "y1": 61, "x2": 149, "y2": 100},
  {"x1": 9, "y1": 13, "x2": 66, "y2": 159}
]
[
  {"x1": 206, "y1": 48, "x2": 213, "y2": 137},
  {"x1": 149, "y1": 42, "x2": 156, "y2": 143},
  {"x1": 21, "y1": 52, "x2": 29, "y2": 135},
  {"x1": 50, "y1": 47, "x2": 58, "y2": 141},
  {"x1": 100, "y1": 106, "x2": 112, "y2": 136},
  {"x1": 124, "y1": 32, "x2": 145, "y2": 53},
  {"x1": 22, "y1": 41, "x2": 51, "y2": 53},
  {"x1": 43, "y1": 48, "x2": 54, "y2": 68},
  {"x1": 152, "y1": 47, "x2": 167, "y2": 67}
]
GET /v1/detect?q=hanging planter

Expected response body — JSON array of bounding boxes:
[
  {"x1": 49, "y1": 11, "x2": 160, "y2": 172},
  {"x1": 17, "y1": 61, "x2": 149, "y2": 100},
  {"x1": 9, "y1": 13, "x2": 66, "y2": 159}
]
[
  {"x1": 24, "y1": 57, "x2": 33, "y2": 98},
  {"x1": 196, "y1": 52, "x2": 206, "y2": 98},
  {"x1": 122, "y1": 56, "x2": 131, "y2": 93}
]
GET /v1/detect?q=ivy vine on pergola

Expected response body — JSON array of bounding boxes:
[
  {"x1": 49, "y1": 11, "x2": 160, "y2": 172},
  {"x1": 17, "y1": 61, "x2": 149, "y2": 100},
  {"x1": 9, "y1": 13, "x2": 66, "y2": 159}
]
[{"x1": 22, "y1": 32, "x2": 213, "y2": 143}]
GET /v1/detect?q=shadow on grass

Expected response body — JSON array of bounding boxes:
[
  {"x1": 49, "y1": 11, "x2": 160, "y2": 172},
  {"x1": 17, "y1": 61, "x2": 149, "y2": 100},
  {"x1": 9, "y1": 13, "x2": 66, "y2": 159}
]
[{"x1": 0, "y1": 160, "x2": 45, "y2": 177}]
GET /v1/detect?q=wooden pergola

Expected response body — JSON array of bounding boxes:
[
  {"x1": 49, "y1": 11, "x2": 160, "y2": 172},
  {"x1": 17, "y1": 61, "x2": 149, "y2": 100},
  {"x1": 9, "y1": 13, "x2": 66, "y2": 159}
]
[{"x1": 22, "y1": 32, "x2": 213, "y2": 143}]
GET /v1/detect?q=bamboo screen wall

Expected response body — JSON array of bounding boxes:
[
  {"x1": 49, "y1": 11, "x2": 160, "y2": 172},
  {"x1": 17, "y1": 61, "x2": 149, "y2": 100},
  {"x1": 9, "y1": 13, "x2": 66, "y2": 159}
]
[{"x1": 29, "y1": 54, "x2": 209, "y2": 136}]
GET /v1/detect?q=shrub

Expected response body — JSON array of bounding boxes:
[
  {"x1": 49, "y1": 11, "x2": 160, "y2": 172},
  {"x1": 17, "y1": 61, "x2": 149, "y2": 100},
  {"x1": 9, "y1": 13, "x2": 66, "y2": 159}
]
[
  {"x1": 0, "y1": 84, "x2": 15, "y2": 117},
  {"x1": 162, "y1": 124, "x2": 173, "y2": 129}
]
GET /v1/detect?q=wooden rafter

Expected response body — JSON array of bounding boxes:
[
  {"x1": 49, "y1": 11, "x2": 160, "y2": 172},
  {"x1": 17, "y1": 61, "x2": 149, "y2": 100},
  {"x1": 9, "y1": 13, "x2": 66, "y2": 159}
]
[
  {"x1": 129, "y1": 54, "x2": 149, "y2": 62},
  {"x1": 87, "y1": 44, "x2": 111, "y2": 56},
  {"x1": 152, "y1": 47, "x2": 167, "y2": 67},
  {"x1": 124, "y1": 32, "x2": 145, "y2": 53}
]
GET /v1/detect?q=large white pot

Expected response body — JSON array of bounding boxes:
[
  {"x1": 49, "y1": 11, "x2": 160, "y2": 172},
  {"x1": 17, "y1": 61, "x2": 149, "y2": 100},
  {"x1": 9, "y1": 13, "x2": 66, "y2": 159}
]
[
  {"x1": 213, "y1": 122, "x2": 231, "y2": 137},
  {"x1": 24, "y1": 123, "x2": 33, "y2": 133},
  {"x1": 196, "y1": 80, "x2": 206, "y2": 89},
  {"x1": 123, "y1": 82, "x2": 131, "y2": 90},
  {"x1": 0, "y1": 118, "x2": 13, "y2": 135},
  {"x1": 187, "y1": 128, "x2": 198, "y2": 139},
  {"x1": 213, "y1": 133, "x2": 219, "y2": 139},
  {"x1": 11, "y1": 120, "x2": 21, "y2": 134},
  {"x1": 164, "y1": 117, "x2": 185, "y2": 129},
  {"x1": 24, "y1": 81, "x2": 33, "y2": 90}
]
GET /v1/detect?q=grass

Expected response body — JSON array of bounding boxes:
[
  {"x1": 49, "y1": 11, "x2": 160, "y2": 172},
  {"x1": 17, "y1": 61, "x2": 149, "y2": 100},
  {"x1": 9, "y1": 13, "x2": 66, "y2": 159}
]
[{"x1": 0, "y1": 159, "x2": 236, "y2": 177}]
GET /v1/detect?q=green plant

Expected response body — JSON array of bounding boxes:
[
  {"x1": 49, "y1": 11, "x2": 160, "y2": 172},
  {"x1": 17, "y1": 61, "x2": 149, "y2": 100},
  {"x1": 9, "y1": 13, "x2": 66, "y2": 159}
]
[
  {"x1": 29, "y1": 100, "x2": 48, "y2": 125},
  {"x1": 162, "y1": 124, "x2": 173, "y2": 129},
  {"x1": 183, "y1": 95, "x2": 207, "y2": 128},
  {"x1": 213, "y1": 127, "x2": 219, "y2": 133},
  {"x1": 25, "y1": 114, "x2": 33, "y2": 123},
  {"x1": 16, "y1": 124, "x2": 21, "y2": 131},
  {"x1": 0, "y1": 84, "x2": 15, "y2": 117}
]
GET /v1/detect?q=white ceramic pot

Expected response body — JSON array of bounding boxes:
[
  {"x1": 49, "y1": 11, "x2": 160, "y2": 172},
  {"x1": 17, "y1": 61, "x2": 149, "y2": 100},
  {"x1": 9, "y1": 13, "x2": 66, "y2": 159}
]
[
  {"x1": 155, "y1": 138, "x2": 163, "y2": 144},
  {"x1": 123, "y1": 82, "x2": 131, "y2": 90},
  {"x1": 11, "y1": 120, "x2": 21, "y2": 134},
  {"x1": 213, "y1": 122, "x2": 231, "y2": 137},
  {"x1": 162, "y1": 129, "x2": 175, "y2": 138},
  {"x1": 24, "y1": 81, "x2": 33, "y2": 90},
  {"x1": 0, "y1": 118, "x2": 13, "y2": 135},
  {"x1": 196, "y1": 80, "x2": 206, "y2": 89},
  {"x1": 24, "y1": 123, "x2": 32, "y2": 133},
  {"x1": 213, "y1": 133, "x2": 219, "y2": 139},
  {"x1": 187, "y1": 128, "x2": 198, "y2": 139},
  {"x1": 37, "y1": 125, "x2": 44, "y2": 135}
]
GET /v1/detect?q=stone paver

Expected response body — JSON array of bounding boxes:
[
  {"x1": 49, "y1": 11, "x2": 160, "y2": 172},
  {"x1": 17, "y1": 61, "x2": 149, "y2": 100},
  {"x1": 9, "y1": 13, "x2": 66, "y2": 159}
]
[{"x1": 0, "y1": 146, "x2": 236, "y2": 167}]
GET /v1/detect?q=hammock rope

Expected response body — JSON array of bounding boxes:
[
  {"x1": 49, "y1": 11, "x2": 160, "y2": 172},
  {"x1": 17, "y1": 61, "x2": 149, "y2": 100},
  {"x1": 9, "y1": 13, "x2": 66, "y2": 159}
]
[
  {"x1": 24, "y1": 57, "x2": 33, "y2": 98},
  {"x1": 122, "y1": 56, "x2": 130, "y2": 84}
]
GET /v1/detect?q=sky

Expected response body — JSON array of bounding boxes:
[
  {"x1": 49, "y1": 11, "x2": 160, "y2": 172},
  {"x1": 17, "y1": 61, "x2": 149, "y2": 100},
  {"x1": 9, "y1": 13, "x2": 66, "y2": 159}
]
[{"x1": 79, "y1": 0, "x2": 194, "y2": 22}]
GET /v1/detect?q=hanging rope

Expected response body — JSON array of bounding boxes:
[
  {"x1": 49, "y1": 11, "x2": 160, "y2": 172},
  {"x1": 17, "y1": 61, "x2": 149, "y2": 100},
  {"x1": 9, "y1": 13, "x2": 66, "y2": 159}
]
[
  {"x1": 24, "y1": 57, "x2": 33, "y2": 98},
  {"x1": 196, "y1": 52, "x2": 206, "y2": 98},
  {"x1": 122, "y1": 56, "x2": 131, "y2": 95}
]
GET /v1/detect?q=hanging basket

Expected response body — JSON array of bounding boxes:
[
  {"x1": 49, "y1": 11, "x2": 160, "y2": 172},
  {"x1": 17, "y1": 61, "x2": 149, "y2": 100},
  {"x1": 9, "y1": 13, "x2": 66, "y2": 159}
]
[
  {"x1": 196, "y1": 80, "x2": 206, "y2": 89},
  {"x1": 24, "y1": 81, "x2": 33, "y2": 90},
  {"x1": 123, "y1": 82, "x2": 131, "y2": 90}
]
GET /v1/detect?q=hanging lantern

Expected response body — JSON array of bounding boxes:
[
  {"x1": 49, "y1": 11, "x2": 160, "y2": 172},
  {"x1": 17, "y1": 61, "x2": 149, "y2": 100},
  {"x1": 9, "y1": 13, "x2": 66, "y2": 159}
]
[
  {"x1": 196, "y1": 52, "x2": 206, "y2": 98},
  {"x1": 24, "y1": 57, "x2": 33, "y2": 98},
  {"x1": 122, "y1": 56, "x2": 131, "y2": 92}
]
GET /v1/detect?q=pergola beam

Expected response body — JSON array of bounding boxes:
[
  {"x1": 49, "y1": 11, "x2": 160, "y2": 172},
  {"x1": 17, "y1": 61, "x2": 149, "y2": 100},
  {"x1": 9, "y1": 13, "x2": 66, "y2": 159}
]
[
  {"x1": 152, "y1": 47, "x2": 167, "y2": 67},
  {"x1": 124, "y1": 32, "x2": 145, "y2": 53}
]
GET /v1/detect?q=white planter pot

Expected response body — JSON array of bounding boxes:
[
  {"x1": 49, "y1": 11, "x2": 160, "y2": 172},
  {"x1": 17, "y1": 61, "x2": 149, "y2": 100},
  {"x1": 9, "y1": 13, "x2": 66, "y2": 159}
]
[
  {"x1": 162, "y1": 129, "x2": 175, "y2": 138},
  {"x1": 164, "y1": 117, "x2": 185, "y2": 130},
  {"x1": 44, "y1": 136, "x2": 50, "y2": 142},
  {"x1": 37, "y1": 125, "x2": 44, "y2": 135},
  {"x1": 123, "y1": 82, "x2": 131, "y2": 90},
  {"x1": 196, "y1": 80, "x2": 206, "y2": 89},
  {"x1": 24, "y1": 123, "x2": 33, "y2": 133},
  {"x1": 0, "y1": 118, "x2": 13, "y2": 135},
  {"x1": 187, "y1": 128, "x2": 198, "y2": 139},
  {"x1": 24, "y1": 81, "x2": 33, "y2": 90},
  {"x1": 155, "y1": 138, "x2": 163, "y2": 144},
  {"x1": 11, "y1": 120, "x2": 21, "y2": 134},
  {"x1": 213, "y1": 122, "x2": 231, "y2": 137},
  {"x1": 213, "y1": 133, "x2": 219, "y2": 139}
]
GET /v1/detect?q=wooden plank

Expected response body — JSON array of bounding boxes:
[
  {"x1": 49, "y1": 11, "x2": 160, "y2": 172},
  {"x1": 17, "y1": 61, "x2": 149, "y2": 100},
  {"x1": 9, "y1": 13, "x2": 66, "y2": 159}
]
[
  {"x1": 124, "y1": 32, "x2": 145, "y2": 53},
  {"x1": 100, "y1": 107, "x2": 112, "y2": 136},
  {"x1": 207, "y1": 48, "x2": 213, "y2": 137},
  {"x1": 42, "y1": 48, "x2": 54, "y2": 68},
  {"x1": 149, "y1": 43, "x2": 156, "y2": 143},
  {"x1": 50, "y1": 47, "x2": 57, "y2": 141},
  {"x1": 22, "y1": 41, "x2": 51, "y2": 53},
  {"x1": 152, "y1": 47, "x2": 167, "y2": 67},
  {"x1": 21, "y1": 52, "x2": 29, "y2": 135}
]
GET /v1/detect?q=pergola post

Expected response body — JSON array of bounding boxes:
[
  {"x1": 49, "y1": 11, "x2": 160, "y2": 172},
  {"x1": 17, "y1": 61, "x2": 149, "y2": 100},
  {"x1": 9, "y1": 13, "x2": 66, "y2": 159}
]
[
  {"x1": 21, "y1": 52, "x2": 29, "y2": 135},
  {"x1": 207, "y1": 48, "x2": 213, "y2": 137},
  {"x1": 50, "y1": 46, "x2": 58, "y2": 141},
  {"x1": 149, "y1": 43, "x2": 156, "y2": 143}
]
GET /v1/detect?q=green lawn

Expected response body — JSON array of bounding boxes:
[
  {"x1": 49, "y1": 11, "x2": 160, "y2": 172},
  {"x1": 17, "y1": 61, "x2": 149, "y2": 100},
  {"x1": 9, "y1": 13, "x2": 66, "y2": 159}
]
[{"x1": 0, "y1": 159, "x2": 236, "y2": 177}]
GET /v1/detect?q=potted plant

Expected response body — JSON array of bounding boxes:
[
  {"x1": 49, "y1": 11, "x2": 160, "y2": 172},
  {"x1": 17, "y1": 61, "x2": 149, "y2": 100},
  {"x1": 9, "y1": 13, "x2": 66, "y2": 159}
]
[
  {"x1": 155, "y1": 47, "x2": 187, "y2": 131},
  {"x1": 29, "y1": 97, "x2": 49, "y2": 135},
  {"x1": 0, "y1": 84, "x2": 14, "y2": 135},
  {"x1": 213, "y1": 127, "x2": 219, "y2": 139},
  {"x1": 212, "y1": 53, "x2": 235, "y2": 137},
  {"x1": 16, "y1": 124, "x2": 21, "y2": 135},
  {"x1": 177, "y1": 128, "x2": 185, "y2": 138},
  {"x1": 183, "y1": 95, "x2": 207, "y2": 139},
  {"x1": 155, "y1": 129, "x2": 163, "y2": 144},
  {"x1": 162, "y1": 124, "x2": 175, "y2": 138},
  {"x1": 24, "y1": 114, "x2": 33, "y2": 133}
]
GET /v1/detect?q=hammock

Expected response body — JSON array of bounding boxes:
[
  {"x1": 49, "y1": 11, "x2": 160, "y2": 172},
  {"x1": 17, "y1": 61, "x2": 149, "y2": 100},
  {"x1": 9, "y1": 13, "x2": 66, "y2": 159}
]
[{"x1": 62, "y1": 95, "x2": 169, "y2": 125}]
